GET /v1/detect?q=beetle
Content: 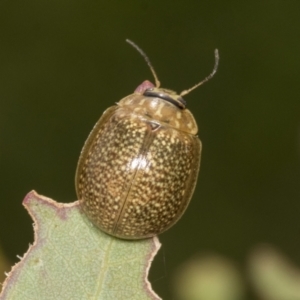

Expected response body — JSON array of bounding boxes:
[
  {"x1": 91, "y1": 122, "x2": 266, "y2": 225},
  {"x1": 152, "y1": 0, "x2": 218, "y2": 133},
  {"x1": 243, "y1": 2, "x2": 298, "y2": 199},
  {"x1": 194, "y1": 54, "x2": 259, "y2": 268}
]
[{"x1": 75, "y1": 40, "x2": 219, "y2": 239}]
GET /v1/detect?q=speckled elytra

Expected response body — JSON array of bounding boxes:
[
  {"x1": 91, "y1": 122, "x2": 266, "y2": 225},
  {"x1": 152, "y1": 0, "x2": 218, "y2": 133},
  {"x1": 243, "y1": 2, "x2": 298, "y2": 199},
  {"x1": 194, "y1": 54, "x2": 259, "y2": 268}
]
[{"x1": 75, "y1": 40, "x2": 219, "y2": 239}]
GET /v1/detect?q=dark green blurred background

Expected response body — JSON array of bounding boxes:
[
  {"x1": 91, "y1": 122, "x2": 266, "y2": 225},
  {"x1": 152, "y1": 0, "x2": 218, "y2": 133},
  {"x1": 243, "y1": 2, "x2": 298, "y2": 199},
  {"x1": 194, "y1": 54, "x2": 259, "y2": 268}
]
[{"x1": 0, "y1": 1, "x2": 300, "y2": 299}]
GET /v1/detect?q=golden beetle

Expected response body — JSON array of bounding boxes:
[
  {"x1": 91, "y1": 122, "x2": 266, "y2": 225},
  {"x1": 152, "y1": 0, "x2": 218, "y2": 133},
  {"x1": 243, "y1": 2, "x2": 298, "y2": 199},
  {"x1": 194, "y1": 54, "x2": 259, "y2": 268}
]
[{"x1": 75, "y1": 40, "x2": 219, "y2": 239}]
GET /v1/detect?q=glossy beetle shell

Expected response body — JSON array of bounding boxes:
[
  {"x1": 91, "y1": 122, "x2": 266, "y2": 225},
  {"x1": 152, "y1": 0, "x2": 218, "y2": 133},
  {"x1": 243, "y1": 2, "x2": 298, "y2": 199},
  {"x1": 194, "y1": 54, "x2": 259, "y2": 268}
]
[{"x1": 75, "y1": 80, "x2": 201, "y2": 239}]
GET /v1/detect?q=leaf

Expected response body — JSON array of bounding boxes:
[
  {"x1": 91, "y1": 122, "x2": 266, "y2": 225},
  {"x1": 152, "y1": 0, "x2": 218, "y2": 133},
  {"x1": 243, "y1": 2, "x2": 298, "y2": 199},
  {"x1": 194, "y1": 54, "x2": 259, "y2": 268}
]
[
  {"x1": 0, "y1": 191, "x2": 161, "y2": 300},
  {"x1": 0, "y1": 246, "x2": 10, "y2": 293}
]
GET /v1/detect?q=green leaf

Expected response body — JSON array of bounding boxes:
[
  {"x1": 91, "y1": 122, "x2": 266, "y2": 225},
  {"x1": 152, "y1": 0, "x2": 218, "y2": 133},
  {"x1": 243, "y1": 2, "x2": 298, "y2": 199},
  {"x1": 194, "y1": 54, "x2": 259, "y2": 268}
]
[
  {"x1": 0, "y1": 191, "x2": 161, "y2": 300},
  {"x1": 0, "y1": 246, "x2": 10, "y2": 293}
]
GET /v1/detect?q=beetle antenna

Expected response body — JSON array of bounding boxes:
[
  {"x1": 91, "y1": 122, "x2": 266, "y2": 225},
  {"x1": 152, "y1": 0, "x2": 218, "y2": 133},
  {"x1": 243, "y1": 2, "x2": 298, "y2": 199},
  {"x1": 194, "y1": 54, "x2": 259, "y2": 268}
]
[
  {"x1": 180, "y1": 49, "x2": 219, "y2": 97},
  {"x1": 126, "y1": 39, "x2": 161, "y2": 88}
]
